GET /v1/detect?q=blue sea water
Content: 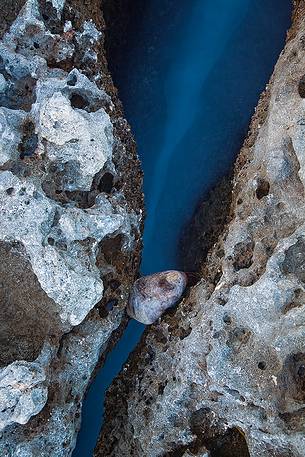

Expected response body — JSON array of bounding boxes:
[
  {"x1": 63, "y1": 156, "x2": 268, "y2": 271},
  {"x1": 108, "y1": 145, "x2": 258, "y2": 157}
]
[{"x1": 73, "y1": 1, "x2": 291, "y2": 455}]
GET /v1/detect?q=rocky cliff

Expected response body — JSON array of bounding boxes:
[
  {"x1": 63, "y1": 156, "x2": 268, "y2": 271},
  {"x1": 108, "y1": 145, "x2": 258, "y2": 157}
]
[
  {"x1": 96, "y1": 2, "x2": 305, "y2": 456},
  {"x1": 0, "y1": 1, "x2": 143, "y2": 455}
]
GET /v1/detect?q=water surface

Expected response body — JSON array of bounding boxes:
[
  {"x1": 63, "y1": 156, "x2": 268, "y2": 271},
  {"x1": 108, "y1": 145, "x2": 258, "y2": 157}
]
[{"x1": 73, "y1": 1, "x2": 291, "y2": 455}]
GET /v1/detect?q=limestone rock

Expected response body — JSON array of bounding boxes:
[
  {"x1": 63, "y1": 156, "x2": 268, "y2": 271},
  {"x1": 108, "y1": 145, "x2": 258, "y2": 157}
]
[
  {"x1": 0, "y1": 359, "x2": 48, "y2": 430},
  {"x1": 0, "y1": 0, "x2": 143, "y2": 455},
  {"x1": 96, "y1": 3, "x2": 305, "y2": 457}
]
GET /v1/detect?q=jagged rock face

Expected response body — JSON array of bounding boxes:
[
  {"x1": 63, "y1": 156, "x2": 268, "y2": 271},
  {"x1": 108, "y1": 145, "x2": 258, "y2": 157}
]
[
  {"x1": 96, "y1": 3, "x2": 305, "y2": 457},
  {"x1": 0, "y1": 0, "x2": 143, "y2": 455}
]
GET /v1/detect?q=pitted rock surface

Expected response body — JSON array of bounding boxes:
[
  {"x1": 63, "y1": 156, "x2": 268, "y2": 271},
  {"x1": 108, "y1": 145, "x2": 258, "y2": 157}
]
[
  {"x1": 0, "y1": 0, "x2": 143, "y2": 455},
  {"x1": 96, "y1": 3, "x2": 305, "y2": 457}
]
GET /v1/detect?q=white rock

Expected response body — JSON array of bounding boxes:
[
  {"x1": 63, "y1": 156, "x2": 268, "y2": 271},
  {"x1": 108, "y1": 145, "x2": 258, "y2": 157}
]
[{"x1": 0, "y1": 361, "x2": 47, "y2": 430}]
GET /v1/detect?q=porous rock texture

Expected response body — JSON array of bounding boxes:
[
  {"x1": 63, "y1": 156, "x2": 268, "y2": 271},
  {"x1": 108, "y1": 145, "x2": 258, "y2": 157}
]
[
  {"x1": 96, "y1": 2, "x2": 305, "y2": 457},
  {"x1": 0, "y1": 0, "x2": 143, "y2": 455}
]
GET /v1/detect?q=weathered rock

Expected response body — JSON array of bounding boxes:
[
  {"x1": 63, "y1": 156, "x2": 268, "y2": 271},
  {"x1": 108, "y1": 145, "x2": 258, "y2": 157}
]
[
  {"x1": 96, "y1": 2, "x2": 305, "y2": 457},
  {"x1": 127, "y1": 271, "x2": 188, "y2": 324},
  {"x1": 0, "y1": 0, "x2": 143, "y2": 455}
]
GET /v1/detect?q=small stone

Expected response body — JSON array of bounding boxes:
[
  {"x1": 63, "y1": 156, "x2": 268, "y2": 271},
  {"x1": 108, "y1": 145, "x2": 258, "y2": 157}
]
[{"x1": 127, "y1": 270, "x2": 187, "y2": 324}]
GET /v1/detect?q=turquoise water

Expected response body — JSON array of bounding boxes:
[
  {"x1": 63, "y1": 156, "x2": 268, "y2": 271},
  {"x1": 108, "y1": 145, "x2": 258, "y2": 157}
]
[{"x1": 73, "y1": 1, "x2": 291, "y2": 455}]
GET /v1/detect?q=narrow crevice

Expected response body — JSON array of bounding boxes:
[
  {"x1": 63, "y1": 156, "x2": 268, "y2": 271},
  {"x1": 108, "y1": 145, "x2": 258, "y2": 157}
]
[{"x1": 179, "y1": 173, "x2": 234, "y2": 275}]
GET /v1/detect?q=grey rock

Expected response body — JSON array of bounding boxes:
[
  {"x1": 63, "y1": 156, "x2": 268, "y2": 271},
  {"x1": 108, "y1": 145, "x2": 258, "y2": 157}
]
[
  {"x1": 127, "y1": 271, "x2": 188, "y2": 324},
  {"x1": 0, "y1": 0, "x2": 143, "y2": 454},
  {"x1": 96, "y1": 3, "x2": 305, "y2": 457},
  {"x1": 0, "y1": 359, "x2": 48, "y2": 430}
]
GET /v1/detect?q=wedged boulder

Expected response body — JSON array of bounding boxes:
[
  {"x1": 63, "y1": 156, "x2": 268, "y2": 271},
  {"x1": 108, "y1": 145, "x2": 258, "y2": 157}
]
[
  {"x1": 0, "y1": 1, "x2": 143, "y2": 455},
  {"x1": 96, "y1": 3, "x2": 305, "y2": 456}
]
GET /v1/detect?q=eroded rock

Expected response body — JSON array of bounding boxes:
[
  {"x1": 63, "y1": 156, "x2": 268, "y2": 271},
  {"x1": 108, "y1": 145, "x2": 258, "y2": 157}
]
[
  {"x1": 96, "y1": 3, "x2": 305, "y2": 457},
  {"x1": 0, "y1": 0, "x2": 143, "y2": 454}
]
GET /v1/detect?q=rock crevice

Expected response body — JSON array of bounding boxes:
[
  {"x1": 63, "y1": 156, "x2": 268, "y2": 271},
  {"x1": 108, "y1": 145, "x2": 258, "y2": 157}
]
[{"x1": 96, "y1": 2, "x2": 305, "y2": 456}]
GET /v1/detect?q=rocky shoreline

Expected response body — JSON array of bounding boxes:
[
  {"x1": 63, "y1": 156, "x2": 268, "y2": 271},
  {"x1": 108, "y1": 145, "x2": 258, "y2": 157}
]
[
  {"x1": 0, "y1": 1, "x2": 143, "y2": 455},
  {"x1": 96, "y1": 1, "x2": 305, "y2": 456},
  {"x1": 1, "y1": 1, "x2": 305, "y2": 456}
]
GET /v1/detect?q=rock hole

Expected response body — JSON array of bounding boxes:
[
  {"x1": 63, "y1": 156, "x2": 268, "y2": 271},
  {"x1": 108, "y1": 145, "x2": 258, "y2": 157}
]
[
  {"x1": 47, "y1": 237, "x2": 55, "y2": 246},
  {"x1": 67, "y1": 74, "x2": 78, "y2": 86},
  {"x1": 70, "y1": 93, "x2": 88, "y2": 110},
  {"x1": 281, "y1": 239, "x2": 305, "y2": 283},
  {"x1": 258, "y1": 361, "x2": 266, "y2": 370},
  {"x1": 5, "y1": 187, "x2": 14, "y2": 196},
  {"x1": 53, "y1": 120, "x2": 61, "y2": 129},
  {"x1": 223, "y1": 313, "x2": 232, "y2": 325},
  {"x1": 256, "y1": 178, "x2": 270, "y2": 200},
  {"x1": 98, "y1": 172, "x2": 114, "y2": 193},
  {"x1": 298, "y1": 74, "x2": 305, "y2": 98},
  {"x1": 18, "y1": 119, "x2": 38, "y2": 159},
  {"x1": 232, "y1": 240, "x2": 254, "y2": 271},
  {"x1": 39, "y1": 1, "x2": 62, "y2": 34},
  {"x1": 277, "y1": 202, "x2": 285, "y2": 210}
]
